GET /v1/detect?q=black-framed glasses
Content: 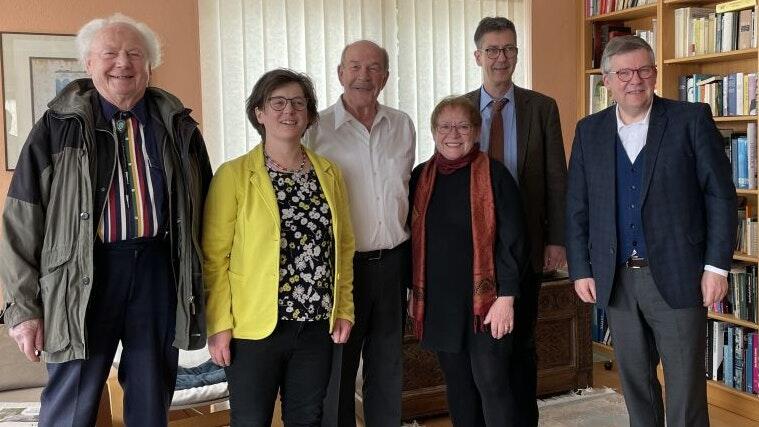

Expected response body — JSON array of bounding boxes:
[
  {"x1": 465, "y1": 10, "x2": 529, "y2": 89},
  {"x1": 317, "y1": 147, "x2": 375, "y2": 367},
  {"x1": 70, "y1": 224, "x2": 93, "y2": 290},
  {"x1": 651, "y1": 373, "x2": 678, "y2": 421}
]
[
  {"x1": 267, "y1": 96, "x2": 309, "y2": 111},
  {"x1": 480, "y1": 45, "x2": 518, "y2": 59},
  {"x1": 607, "y1": 65, "x2": 656, "y2": 82},
  {"x1": 436, "y1": 122, "x2": 474, "y2": 135}
]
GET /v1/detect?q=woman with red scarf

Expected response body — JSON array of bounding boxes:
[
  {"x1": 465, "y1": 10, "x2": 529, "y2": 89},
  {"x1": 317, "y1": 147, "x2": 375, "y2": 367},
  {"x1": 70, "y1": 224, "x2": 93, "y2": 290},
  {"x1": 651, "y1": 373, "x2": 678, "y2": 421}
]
[{"x1": 409, "y1": 96, "x2": 531, "y2": 426}]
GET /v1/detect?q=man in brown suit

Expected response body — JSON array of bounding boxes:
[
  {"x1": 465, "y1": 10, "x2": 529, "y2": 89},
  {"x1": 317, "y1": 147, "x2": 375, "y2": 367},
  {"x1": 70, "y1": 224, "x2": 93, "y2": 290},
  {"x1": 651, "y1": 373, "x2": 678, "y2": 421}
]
[{"x1": 465, "y1": 16, "x2": 567, "y2": 427}]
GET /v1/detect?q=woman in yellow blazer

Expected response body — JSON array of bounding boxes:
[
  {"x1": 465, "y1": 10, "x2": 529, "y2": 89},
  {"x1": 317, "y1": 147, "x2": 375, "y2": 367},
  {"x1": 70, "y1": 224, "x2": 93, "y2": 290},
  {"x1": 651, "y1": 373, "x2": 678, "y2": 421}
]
[{"x1": 202, "y1": 69, "x2": 354, "y2": 426}]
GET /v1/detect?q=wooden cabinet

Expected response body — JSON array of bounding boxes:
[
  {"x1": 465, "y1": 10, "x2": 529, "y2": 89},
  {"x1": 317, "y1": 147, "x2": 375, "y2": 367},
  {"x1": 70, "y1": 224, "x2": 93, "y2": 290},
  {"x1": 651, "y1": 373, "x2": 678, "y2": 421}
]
[{"x1": 392, "y1": 278, "x2": 592, "y2": 420}]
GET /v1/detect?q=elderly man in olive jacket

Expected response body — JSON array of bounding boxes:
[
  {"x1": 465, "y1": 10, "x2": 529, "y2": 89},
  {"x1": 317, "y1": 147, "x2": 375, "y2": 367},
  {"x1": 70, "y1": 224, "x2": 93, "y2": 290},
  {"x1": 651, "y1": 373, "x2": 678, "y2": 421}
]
[{"x1": 0, "y1": 14, "x2": 211, "y2": 426}]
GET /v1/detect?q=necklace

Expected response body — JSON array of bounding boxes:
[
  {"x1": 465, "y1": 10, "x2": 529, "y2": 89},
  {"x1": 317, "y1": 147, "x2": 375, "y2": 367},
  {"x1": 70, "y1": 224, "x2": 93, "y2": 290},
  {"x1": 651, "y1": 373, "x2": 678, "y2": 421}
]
[{"x1": 265, "y1": 145, "x2": 307, "y2": 174}]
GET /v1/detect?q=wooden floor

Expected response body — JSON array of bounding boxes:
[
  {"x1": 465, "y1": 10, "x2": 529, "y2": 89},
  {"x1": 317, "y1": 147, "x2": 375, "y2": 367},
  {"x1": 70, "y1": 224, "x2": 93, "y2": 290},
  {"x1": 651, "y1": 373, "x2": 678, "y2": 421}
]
[{"x1": 375, "y1": 360, "x2": 759, "y2": 427}]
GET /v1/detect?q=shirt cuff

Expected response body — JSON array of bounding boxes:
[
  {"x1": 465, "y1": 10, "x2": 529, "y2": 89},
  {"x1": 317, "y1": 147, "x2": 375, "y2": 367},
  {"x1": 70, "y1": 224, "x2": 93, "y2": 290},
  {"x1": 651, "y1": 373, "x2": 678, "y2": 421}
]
[{"x1": 704, "y1": 265, "x2": 728, "y2": 277}]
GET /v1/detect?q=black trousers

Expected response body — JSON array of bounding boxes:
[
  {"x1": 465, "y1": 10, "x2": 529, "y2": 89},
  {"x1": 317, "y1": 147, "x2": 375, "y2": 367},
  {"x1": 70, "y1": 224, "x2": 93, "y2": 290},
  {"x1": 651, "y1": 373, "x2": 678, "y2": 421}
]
[
  {"x1": 325, "y1": 245, "x2": 405, "y2": 427},
  {"x1": 510, "y1": 275, "x2": 539, "y2": 427},
  {"x1": 225, "y1": 320, "x2": 333, "y2": 427},
  {"x1": 606, "y1": 266, "x2": 708, "y2": 427},
  {"x1": 39, "y1": 238, "x2": 178, "y2": 427},
  {"x1": 437, "y1": 330, "x2": 515, "y2": 427}
]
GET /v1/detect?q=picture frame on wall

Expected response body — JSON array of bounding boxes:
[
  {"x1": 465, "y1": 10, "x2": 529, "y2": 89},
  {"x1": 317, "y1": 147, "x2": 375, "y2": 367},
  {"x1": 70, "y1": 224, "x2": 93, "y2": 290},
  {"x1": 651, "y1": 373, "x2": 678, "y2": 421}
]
[{"x1": 1, "y1": 33, "x2": 87, "y2": 170}]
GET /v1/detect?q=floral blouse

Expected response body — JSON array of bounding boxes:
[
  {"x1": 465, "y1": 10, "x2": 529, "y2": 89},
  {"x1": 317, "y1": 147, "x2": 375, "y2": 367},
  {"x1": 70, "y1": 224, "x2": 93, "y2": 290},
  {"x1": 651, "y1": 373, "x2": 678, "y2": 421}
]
[{"x1": 269, "y1": 167, "x2": 334, "y2": 321}]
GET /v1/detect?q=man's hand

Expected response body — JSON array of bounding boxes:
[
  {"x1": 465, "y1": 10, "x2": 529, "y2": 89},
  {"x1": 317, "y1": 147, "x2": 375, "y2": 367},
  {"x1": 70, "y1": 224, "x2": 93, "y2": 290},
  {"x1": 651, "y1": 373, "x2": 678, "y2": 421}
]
[
  {"x1": 331, "y1": 318, "x2": 353, "y2": 344},
  {"x1": 483, "y1": 296, "x2": 515, "y2": 339},
  {"x1": 574, "y1": 278, "x2": 597, "y2": 303},
  {"x1": 702, "y1": 270, "x2": 728, "y2": 307},
  {"x1": 208, "y1": 329, "x2": 232, "y2": 367},
  {"x1": 9, "y1": 318, "x2": 43, "y2": 362},
  {"x1": 544, "y1": 245, "x2": 567, "y2": 272}
]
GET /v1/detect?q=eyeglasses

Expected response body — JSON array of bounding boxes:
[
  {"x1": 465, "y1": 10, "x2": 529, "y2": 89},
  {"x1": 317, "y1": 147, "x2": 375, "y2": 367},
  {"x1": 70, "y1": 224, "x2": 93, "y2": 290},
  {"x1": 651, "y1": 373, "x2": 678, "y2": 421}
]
[
  {"x1": 480, "y1": 45, "x2": 518, "y2": 59},
  {"x1": 607, "y1": 65, "x2": 656, "y2": 82},
  {"x1": 267, "y1": 96, "x2": 308, "y2": 111},
  {"x1": 436, "y1": 122, "x2": 474, "y2": 135}
]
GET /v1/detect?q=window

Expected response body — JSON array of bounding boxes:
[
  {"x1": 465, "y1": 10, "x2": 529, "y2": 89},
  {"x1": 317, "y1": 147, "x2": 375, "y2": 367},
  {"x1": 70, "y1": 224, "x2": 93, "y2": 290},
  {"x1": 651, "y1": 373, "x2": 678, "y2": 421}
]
[{"x1": 199, "y1": 0, "x2": 529, "y2": 167}]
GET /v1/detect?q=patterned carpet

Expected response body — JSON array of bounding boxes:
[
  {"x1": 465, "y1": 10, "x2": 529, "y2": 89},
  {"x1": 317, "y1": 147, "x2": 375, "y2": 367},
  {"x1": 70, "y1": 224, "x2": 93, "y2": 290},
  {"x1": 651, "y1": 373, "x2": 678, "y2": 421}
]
[{"x1": 538, "y1": 387, "x2": 629, "y2": 427}]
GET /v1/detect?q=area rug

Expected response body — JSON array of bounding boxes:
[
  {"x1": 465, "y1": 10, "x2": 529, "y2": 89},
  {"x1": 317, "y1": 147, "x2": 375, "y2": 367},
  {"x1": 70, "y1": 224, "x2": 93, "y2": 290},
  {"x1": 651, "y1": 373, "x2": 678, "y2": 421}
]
[
  {"x1": 538, "y1": 387, "x2": 629, "y2": 427},
  {"x1": 0, "y1": 402, "x2": 39, "y2": 426},
  {"x1": 402, "y1": 387, "x2": 628, "y2": 427}
]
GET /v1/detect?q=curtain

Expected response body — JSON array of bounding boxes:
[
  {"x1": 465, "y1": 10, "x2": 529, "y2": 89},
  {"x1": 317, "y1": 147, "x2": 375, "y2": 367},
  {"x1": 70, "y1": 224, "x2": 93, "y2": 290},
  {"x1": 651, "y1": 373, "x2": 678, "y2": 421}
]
[{"x1": 199, "y1": 0, "x2": 529, "y2": 168}]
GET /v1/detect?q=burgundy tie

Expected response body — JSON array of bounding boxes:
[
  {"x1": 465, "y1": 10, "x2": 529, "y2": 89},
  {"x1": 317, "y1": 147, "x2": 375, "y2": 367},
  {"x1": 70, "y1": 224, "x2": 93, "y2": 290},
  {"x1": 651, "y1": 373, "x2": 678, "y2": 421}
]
[{"x1": 488, "y1": 98, "x2": 507, "y2": 164}]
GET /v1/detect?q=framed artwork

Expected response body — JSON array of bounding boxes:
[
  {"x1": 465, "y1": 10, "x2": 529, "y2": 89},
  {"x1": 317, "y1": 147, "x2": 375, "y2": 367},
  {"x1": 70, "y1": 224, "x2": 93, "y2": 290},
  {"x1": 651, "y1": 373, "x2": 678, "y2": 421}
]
[{"x1": 1, "y1": 33, "x2": 87, "y2": 170}]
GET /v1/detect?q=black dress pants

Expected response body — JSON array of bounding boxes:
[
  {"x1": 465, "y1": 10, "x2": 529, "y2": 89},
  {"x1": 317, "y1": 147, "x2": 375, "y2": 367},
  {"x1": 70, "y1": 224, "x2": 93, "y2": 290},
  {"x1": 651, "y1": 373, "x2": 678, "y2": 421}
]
[
  {"x1": 225, "y1": 320, "x2": 333, "y2": 427},
  {"x1": 437, "y1": 330, "x2": 516, "y2": 427},
  {"x1": 39, "y1": 238, "x2": 178, "y2": 427},
  {"x1": 325, "y1": 246, "x2": 405, "y2": 427},
  {"x1": 509, "y1": 275, "x2": 539, "y2": 427}
]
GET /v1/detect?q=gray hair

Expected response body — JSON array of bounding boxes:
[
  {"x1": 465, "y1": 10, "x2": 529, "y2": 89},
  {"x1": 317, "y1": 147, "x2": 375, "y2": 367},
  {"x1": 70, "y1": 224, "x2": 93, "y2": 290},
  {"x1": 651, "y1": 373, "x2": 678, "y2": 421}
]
[
  {"x1": 76, "y1": 13, "x2": 162, "y2": 68},
  {"x1": 474, "y1": 16, "x2": 517, "y2": 48},
  {"x1": 600, "y1": 35, "x2": 655, "y2": 74},
  {"x1": 340, "y1": 40, "x2": 390, "y2": 72}
]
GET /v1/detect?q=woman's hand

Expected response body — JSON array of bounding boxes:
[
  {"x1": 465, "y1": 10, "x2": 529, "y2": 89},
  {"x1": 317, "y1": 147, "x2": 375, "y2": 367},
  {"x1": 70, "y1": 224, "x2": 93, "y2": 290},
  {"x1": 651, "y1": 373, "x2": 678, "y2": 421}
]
[
  {"x1": 331, "y1": 318, "x2": 353, "y2": 344},
  {"x1": 483, "y1": 296, "x2": 515, "y2": 339},
  {"x1": 208, "y1": 329, "x2": 233, "y2": 367}
]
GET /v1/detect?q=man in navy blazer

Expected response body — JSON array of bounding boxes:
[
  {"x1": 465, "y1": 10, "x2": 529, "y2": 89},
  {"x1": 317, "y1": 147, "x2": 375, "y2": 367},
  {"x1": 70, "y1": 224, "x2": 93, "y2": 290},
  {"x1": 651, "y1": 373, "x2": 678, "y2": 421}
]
[{"x1": 566, "y1": 36, "x2": 736, "y2": 426}]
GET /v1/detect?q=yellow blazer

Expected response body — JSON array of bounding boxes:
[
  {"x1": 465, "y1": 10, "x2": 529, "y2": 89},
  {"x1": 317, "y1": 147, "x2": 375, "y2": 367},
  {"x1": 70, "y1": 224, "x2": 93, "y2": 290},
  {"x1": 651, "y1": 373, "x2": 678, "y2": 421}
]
[{"x1": 202, "y1": 144, "x2": 355, "y2": 339}]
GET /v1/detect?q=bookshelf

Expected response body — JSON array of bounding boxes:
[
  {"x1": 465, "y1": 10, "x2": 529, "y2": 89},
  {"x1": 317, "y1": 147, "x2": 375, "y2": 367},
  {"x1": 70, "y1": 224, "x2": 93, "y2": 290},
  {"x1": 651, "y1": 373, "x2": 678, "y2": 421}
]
[{"x1": 579, "y1": 0, "x2": 759, "y2": 420}]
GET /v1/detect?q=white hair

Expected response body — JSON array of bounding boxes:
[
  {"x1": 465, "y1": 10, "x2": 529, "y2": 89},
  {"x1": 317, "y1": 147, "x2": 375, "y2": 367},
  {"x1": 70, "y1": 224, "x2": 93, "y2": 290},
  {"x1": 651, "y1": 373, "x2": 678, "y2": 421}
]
[{"x1": 76, "y1": 13, "x2": 162, "y2": 68}]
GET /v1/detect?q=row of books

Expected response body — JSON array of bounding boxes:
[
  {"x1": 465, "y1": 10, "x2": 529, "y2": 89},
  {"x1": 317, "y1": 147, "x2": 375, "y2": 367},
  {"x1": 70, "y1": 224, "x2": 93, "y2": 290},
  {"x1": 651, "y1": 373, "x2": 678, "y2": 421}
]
[
  {"x1": 674, "y1": 6, "x2": 756, "y2": 58},
  {"x1": 588, "y1": 75, "x2": 614, "y2": 114},
  {"x1": 592, "y1": 307, "x2": 612, "y2": 346},
  {"x1": 591, "y1": 21, "x2": 657, "y2": 69},
  {"x1": 585, "y1": 0, "x2": 655, "y2": 18},
  {"x1": 678, "y1": 72, "x2": 758, "y2": 117},
  {"x1": 724, "y1": 124, "x2": 758, "y2": 189},
  {"x1": 706, "y1": 320, "x2": 759, "y2": 394},
  {"x1": 711, "y1": 262, "x2": 758, "y2": 321},
  {"x1": 736, "y1": 203, "x2": 759, "y2": 256}
]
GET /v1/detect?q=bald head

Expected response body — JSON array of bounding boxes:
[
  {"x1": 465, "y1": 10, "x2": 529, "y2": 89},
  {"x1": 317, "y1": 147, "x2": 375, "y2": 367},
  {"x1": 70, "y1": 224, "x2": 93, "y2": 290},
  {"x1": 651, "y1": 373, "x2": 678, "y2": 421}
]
[{"x1": 340, "y1": 40, "x2": 389, "y2": 71}]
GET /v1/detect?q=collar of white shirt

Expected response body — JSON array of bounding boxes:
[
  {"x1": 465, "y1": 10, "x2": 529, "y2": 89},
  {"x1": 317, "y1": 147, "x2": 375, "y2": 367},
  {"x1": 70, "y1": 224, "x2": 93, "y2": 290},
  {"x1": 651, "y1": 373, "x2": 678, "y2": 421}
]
[
  {"x1": 615, "y1": 102, "x2": 653, "y2": 131},
  {"x1": 334, "y1": 95, "x2": 389, "y2": 130}
]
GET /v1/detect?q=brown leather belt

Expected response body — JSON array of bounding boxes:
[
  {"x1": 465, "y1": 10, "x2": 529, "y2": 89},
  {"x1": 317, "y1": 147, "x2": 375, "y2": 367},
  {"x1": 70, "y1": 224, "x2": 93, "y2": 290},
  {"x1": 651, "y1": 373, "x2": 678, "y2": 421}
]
[{"x1": 624, "y1": 257, "x2": 648, "y2": 268}]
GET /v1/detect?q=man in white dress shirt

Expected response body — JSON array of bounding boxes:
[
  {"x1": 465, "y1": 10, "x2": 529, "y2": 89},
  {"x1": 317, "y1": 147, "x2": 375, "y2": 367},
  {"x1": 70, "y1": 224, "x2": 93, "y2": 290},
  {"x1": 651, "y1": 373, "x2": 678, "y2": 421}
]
[{"x1": 305, "y1": 40, "x2": 416, "y2": 427}]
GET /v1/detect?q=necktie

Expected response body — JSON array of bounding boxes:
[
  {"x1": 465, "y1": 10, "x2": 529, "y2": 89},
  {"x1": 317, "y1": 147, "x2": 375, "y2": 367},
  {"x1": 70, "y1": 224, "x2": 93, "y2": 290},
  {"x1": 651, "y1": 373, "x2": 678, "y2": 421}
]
[
  {"x1": 488, "y1": 98, "x2": 508, "y2": 164},
  {"x1": 115, "y1": 112, "x2": 134, "y2": 210}
]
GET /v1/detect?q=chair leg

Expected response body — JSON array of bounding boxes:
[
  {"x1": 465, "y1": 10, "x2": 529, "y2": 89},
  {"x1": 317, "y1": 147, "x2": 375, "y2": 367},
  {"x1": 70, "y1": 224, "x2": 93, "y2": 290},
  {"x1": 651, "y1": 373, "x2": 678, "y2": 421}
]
[
  {"x1": 96, "y1": 383, "x2": 113, "y2": 427},
  {"x1": 105, "y1": 368, "x2": 125, "y2": 427}
]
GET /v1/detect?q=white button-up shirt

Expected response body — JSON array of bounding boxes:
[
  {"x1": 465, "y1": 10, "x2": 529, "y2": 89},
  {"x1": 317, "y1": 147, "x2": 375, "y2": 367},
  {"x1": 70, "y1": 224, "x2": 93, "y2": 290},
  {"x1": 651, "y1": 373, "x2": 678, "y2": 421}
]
[
  {"x1": 616, "y1": 104, "x2": 651, "y2": 164},
  {"x1": 305, "y1": 98, "x2": 416, "y2": 252}
]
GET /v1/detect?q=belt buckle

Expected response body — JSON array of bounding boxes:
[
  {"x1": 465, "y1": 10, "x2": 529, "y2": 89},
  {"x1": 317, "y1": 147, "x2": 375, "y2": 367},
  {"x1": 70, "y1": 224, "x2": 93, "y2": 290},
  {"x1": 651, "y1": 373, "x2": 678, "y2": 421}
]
[
  {"x1": 626, "y1": 255, "x2": 644, "y2": 269},
  {"x1": 368, "y1": 249, "x2": 383, "y2": 261}
]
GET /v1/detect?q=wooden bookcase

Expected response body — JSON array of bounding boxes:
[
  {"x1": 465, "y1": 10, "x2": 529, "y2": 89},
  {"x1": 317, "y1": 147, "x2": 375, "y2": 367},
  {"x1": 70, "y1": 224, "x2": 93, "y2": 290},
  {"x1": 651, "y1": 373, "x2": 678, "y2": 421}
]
[{"x1": 577, "y1": 0, "x2": 759, "y2": 421}]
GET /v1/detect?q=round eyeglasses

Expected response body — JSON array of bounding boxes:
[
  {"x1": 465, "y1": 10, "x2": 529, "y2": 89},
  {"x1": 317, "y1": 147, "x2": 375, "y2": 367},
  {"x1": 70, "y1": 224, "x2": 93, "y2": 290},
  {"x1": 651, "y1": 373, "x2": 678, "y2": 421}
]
[
  {"x1": 436, "y1": 123, "x2": 474, "y2": 135},
  {"x1": 267, "y1": 96, "x2": 309, "y2": 111},
  {"x1": 607, "y1": 65, "x2": 656, "y2": 82}
]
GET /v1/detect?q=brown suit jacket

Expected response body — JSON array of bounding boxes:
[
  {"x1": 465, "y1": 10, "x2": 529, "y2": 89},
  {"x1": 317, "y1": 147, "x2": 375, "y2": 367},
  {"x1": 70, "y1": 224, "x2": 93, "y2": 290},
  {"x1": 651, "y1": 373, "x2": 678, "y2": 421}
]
[{"x1": 465, "y1": 86, "x2": 567, "y2": 271}]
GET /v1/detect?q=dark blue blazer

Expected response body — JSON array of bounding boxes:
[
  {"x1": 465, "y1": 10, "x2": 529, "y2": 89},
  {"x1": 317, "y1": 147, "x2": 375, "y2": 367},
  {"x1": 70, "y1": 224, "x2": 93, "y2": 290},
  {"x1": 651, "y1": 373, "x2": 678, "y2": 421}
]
[{"x1": 565, "y1": 96, "x2": 737, "y2": 309}]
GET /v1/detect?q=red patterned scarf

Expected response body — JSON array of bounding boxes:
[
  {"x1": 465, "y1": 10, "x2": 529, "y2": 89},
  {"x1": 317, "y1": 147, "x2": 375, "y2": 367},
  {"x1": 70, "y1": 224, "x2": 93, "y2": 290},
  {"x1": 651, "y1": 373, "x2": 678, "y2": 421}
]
[{"x1": 410, "y1": 150, "x2": 497, "y2": 339}]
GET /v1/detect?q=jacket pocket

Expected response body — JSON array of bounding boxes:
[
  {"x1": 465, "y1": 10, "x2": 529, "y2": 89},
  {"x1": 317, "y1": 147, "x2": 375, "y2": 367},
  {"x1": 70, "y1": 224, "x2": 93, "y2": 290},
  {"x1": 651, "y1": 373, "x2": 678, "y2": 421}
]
[
  {"x1": 39, "y1": 268, "x2": 70, "y2": 353},
  {"x1": 40, "y1": 243, "x2": 74, "y2": 273}
]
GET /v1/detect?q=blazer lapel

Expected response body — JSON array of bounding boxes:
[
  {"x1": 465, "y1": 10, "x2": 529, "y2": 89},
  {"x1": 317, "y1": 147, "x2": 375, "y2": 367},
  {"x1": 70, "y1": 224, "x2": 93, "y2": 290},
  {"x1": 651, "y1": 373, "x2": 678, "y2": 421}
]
[
  {"x1": 640, "y1": 97, "x2": 667, "y2": 205},
  {"x1": 514, "y1": 86, "x2": 530, "y2": 179},
  {"x1": 309, "y1": 151, "x2": 336, "y2": 210},
  {"x1": 597, "y1": 107, "x2": 617, "y2": 215},
  {"x1": 246, "y1": 147, "x2": 279, "y2": 222}
]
